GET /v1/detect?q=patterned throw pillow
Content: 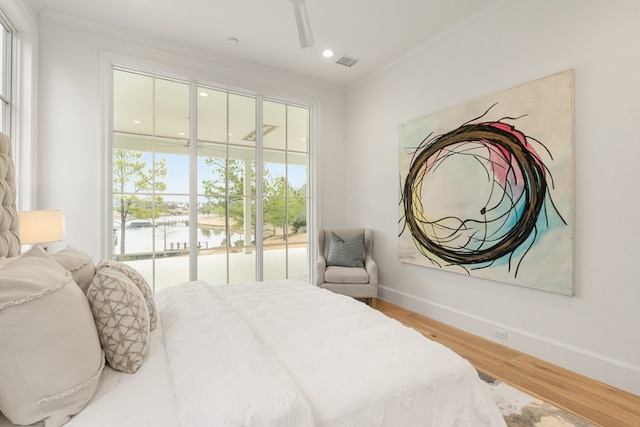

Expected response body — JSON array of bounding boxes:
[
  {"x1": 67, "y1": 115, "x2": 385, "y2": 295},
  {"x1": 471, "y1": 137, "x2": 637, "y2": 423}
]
[
  {"x1": 87, "y1": 268, "x2": 150, "y2": 374},
  {"x1": 327, "y1": 232, "x2": 365, "y2": 267},
  {"x1": 96, "y1": 260, "x2": 157, "y2": 331}
]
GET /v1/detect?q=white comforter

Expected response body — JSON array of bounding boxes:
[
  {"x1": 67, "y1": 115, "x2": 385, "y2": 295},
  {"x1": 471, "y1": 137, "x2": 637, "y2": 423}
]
[
  {"x1": 159, "y1": 280, "x2": 505, "y2": 426},
  {"x1": 7, "y1": 280, "x2": 505, "y2": 426}
]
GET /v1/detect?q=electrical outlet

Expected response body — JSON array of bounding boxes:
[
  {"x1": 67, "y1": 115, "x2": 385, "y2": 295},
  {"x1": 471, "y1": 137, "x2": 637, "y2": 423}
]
[{"x1": 493, "y1": 328, "x2": 508, "y2": 340}]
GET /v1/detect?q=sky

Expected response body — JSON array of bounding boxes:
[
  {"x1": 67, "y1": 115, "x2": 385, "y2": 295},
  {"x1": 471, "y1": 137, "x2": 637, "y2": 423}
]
[{"x1": 139, "y1": 152, "x2": 307, "y2": 201}]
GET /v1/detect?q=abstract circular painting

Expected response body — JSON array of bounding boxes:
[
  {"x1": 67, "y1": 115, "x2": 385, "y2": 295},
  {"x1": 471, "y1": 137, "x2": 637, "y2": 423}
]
[{"x1": 398, "y1": 70, "x2": 574, "y2": 295}]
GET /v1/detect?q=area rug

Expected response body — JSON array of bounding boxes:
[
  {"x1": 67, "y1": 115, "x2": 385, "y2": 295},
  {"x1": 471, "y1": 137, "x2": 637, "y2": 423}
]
[{"x1": 478, "y1": 372, "x2": 596, "y2": 427}]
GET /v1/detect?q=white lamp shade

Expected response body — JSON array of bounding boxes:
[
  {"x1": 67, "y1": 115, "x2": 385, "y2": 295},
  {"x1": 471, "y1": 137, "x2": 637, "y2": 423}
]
[{"x1": 19, "y1": 210, "x2": 66, "y2": 245}]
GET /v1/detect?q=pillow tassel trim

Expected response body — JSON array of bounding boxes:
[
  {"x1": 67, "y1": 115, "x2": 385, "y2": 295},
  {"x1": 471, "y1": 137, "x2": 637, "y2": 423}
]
[
  {"x1": 0, "y1": 279, "x2": 67, "y2": 311},
  {"x1": 38, "y1": 355, "x2": 105, "y2": 405}
]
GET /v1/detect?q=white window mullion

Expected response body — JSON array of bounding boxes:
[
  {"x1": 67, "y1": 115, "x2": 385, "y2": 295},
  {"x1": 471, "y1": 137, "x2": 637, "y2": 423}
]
[
  {"x1": 225, "y1": 93, "x2": 230, "y2": 283},
  {"x1": 101, "y1": 58, "x2": 114, "y2": 260},
  {"x1": 286, "y1": 108, "x2": 295, "y2": 280},
  {"x1": 255, "y1": 96, "x2": 264, "y2": 282},
  {"x1": 150, "y1": 76, "x2": 157, "y2": 287},
  {"x1": 188, "y1": 81, "x2": 198, "y2": 281}
]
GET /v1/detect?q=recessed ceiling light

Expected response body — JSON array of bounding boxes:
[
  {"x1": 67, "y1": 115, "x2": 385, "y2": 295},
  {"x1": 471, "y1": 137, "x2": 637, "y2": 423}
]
[
  {"x1": 178, "y1": 132, "x2": 185, "y2": 136},
  {"x1": 132, "y1": 120, "x2": 141, "y2": 124},
  {"x1": 322, "y1": 49, "x2": 334, "y2": 58},
  {"x1": 199, "y1": 91, "x2": 208, "y2": 97}
]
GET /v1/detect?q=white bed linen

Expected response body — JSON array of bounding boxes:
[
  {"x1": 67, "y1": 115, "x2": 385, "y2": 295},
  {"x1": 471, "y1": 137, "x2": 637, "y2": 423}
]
[
  {"x1": 208, "y1": 280, "x2": 506, "y2": 426},
  {"x1": 159, "y1": 281, "x2": 314, "y2": 427},
  {"x1": 1, "y1": 280, "x2": 506, "y2": 427},
  {"x1": 64, "y1": 311, "x2": 179, "y2": 427}
]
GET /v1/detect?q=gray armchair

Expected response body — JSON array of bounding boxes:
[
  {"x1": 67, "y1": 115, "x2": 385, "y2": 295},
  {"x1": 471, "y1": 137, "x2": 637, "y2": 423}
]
[{"x1": 316, "y1": 228, "x2": 378, "y2": 300}]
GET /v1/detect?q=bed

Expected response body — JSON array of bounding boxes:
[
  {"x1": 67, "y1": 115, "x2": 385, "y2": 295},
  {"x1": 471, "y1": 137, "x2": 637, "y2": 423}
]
[{"x1": 0, "y1": 132, "x2": 506, "y2": 426}]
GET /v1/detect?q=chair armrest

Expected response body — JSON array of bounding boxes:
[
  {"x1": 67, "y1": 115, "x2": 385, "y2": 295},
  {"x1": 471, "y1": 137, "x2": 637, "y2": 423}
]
[
  {"x1": 364, "y1": 256, "x2": 378, "y2": 285},
  {"x1": 316, "y1": 255, "x2": 327, "y2": 286}
]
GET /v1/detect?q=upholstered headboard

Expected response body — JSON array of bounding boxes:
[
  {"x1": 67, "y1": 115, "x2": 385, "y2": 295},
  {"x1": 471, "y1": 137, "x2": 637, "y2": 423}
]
[{"x1": 0, "y1": 132, "x2": 20, "y2": 257}]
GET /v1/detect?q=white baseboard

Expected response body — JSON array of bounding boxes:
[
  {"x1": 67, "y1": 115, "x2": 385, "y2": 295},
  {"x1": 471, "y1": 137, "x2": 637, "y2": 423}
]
[{"x1": 378, "y1": 286, "x2": 640, "y2": 397}]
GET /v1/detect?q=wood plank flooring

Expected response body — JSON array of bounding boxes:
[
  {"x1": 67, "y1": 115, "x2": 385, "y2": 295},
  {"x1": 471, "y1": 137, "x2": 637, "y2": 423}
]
[{"x1": 373, "y1": 299, "x2": 640, "y2": 427}]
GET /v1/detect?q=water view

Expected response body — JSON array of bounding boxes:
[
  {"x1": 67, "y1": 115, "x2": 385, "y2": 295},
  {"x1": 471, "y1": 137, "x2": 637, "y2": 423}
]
[
  {"x1": 113, "y1": 214, "x2": 310, "y2": 290},
  {"x1": 113, "y1": 215, "x2": 243, "y2": 256}
]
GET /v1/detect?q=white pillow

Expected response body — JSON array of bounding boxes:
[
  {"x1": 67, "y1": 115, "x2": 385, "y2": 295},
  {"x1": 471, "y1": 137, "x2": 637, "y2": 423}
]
[
  {"x1": 0, "y1": 257, "x2": 16, "y2": 269},
  {"x1": 51, "y1": 246, "x2": 96, "y2": 293},
  {"x1": 96, "y1": 260, "x2": 157, "y2": 331},
  {"x1": 87, "y1": 268, "x2": 150, "y2": 374},
  {"x1": 0, "y1": 246, "x2": 105, "y2": 426}
]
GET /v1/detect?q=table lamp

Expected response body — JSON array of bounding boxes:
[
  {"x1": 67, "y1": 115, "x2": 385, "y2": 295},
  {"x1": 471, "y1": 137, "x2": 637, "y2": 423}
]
[{"x1": 19, "y1": 210, "x2": 66, "y2": 251}]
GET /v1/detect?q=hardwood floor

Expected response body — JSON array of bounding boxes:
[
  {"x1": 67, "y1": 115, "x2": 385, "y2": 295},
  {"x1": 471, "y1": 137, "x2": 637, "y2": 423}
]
[{"x1": 373, "y1": 299, "x2": 640, "y2": 427}]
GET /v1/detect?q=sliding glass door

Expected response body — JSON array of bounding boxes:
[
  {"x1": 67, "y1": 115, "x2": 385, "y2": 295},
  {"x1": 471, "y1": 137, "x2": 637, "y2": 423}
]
[{"x1": 111, "y1": 68, "x2": 311, "y2": 290}]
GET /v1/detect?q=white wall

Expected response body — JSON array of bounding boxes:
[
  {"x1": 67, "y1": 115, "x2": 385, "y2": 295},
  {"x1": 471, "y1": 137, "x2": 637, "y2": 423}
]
[
  {"x1": 345, "y1": 0, "x2": 640, "y2": 395},
  {"x1": 34, "y1": 11, "x2": 348, "y2": 258}
]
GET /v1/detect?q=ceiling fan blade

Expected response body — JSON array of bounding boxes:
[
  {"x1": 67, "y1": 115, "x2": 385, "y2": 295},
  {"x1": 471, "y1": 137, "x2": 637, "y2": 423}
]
[{"x1": 290, "y1": 0, "x2": 314, "y2": 49}]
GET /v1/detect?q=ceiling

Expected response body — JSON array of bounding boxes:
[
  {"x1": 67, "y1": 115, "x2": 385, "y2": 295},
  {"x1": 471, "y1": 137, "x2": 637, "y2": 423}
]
[{"x1": 27, "y1": 0, "x2": 501, "y2": 87}]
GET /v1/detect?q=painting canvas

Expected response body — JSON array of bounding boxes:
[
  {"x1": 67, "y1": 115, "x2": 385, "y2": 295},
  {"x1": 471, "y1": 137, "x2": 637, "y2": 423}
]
[{"x1": 398, "y1": 69, "x2": 574, "y2": 295}]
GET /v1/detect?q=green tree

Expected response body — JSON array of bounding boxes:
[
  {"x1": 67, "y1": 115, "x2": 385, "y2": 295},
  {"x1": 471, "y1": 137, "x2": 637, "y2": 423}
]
[
  {"x1": 201, "y1": 157, "x2": 307, "y2": 241},
  {"x1": 202, "y1": 157, "x2": 253, "y2": 229},
  {"x1": 113, "y1": 149, "x2": 167, "y2": 254},
  {"x1": 201, "y1": 158, "x2": 252, "y2": 248},
  {"x1": 263, "y1": 175, "x2": 287, "y2": 238},
  {"x1": 289, "y1": 184, "x2": 307, "y2": 232}
]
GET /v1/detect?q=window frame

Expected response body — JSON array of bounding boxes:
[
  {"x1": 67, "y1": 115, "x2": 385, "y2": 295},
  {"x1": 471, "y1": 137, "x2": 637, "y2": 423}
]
[
  {"x1": 0, "y1": 15, "x2": 11, "y2": 134},
  {"x1": 104, "y1": 59, "x2": 317, "y2": 288},
  {"x1": 0, "y1": 0, "x2": 38, "y2": 213}
]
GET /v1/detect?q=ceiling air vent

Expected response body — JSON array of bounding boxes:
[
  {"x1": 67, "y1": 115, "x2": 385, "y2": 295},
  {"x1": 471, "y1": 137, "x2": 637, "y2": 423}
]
[{"x1": 336, "y1": 56, "x2": 359, "y2": 67}]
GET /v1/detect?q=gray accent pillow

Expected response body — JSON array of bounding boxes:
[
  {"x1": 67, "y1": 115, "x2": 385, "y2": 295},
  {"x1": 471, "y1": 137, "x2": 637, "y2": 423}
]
[
  {"x1": 96, "y1": 260, "x2": 157, "y2": 331},
  {"x1": 327, "y1": 232, "x2": 365, "y2": 268},
  {"x1": 0, "y1": 246, "x2": 104, "y2": 426},
  {"x1": 50, "y1": 246, "x2": 96, "y2": 294},
  {"x1": 87, "y1": 268, "x2": 150, "y2": 374}
]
